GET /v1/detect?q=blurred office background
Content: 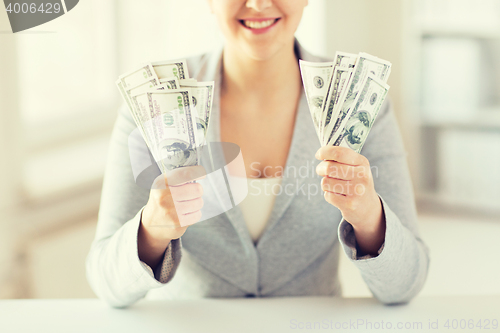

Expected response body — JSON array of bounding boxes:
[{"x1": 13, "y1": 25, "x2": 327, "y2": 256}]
[{"x1": 0, "y1": 0, "x2": 499, "y2": 299}]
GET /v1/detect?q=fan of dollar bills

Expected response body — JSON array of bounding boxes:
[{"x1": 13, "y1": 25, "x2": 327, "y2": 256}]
[
  {"x1": 300, "y1": 52, "x2": 392, "y2": 152},
  {"x1": 115, "y1": 60, "x2": 214, "y2": 174}
]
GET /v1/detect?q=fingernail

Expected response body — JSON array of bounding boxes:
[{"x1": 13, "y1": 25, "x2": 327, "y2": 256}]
[{"x1": 315, "y1": 163, "x2": 323, "y2": 175}]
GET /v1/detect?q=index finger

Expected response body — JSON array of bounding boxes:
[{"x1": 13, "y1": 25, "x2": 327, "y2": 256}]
[
  {"x1": 315, "y1": 146, "x2": 363, "y2": 166},
  {"x1": 152, "y1": 165, "x2": 207, "y2": 189},
  {"x1": 166, "y1": 165, "x2": 207, "y2": 186}
]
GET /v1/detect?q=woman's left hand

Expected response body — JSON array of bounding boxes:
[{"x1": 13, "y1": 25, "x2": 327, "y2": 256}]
[{"x1": 315, "y1": 146, "x2": 386, "y2": 256}]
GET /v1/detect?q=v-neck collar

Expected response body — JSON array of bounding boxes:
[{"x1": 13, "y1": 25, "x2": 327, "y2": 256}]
[{"x1": 197, "y1": 39, "x2": 321, "y2": 250}]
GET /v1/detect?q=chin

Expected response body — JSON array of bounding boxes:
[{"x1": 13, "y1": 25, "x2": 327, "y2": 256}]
[
  {"x1": 244, "y1": 46, "x2": 279, "y2": 62},
  {"x1": 238, "y1": 38, "x2": 290, "y2": 62}
]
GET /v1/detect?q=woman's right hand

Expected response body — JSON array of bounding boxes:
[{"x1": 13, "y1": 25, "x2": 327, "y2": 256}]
[{"x1": 138, "y1": 165, "x2": 206, "y2": 268}]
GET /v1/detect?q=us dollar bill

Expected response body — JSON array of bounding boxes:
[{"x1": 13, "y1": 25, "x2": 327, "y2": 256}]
[
  {"x1": 133, "y1": 90, "x2": 199, "y2": 171},
  {"x1": 179, "y1": 80, "x2": 215, "y2": 145},
  {"x1": 320, "y1": 67, "x2": 353, "y2": 144},
  {"x1": 333, "y1": 51, "x2": 358, "y2": 69},
  {"x1": 318, "y1": 52, "x2": 357, "y2": 140},
  {"x1": 116, "y1": 78, "x2": 160, "y2": 161},
  {"x1": 159, "y1": 77, "x2": 180, "y2": 89},
  {"x1": 299, "y1": 60, "x2": 334, "y2": 140},
  {"x1": 128, "y1": 77, "x2": 162, "y2": 96},
  {"x1": 119, "y1": 63, "x2": 158, "y2": 90},
  {"x1": 116, "y1": 59, "x2": 217, "y2": 174},
  {"x1": 178, "y1": 78, "x2": 197, "y2": 84},
  {"x1": 331, "y1": 74, "x2": 389, "y2": 152},
  {"x1": 116, "y1": 79, "x2": 138, "y2": 124},
  {"x1": 152, "y1": 60, "x2": 189, "y2": 80},
  {"x1": 117, "y1": 67, "x2": 181, "y2": 162},
  {"x1": 325, "y1": 53, "x2": 391, "y2": 145},
  {"x1": 129, "y1": 91, "x2": 163, "y2": 168},
  {"x1": 127, "y1": 77, "x2": 183, "y2": 157},
  {"x1": 123, "y1": 77, "x2": 175, "y2": 161}
]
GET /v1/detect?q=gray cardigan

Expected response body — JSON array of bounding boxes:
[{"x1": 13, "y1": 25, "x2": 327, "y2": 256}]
[{"x1": 86, "y1": 40, "x2": 430, "y2": 308}]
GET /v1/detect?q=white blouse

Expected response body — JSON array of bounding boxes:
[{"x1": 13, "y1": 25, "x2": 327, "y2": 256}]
[{"x1": 238, "y1": 177, "x2": 283, "y2": 243}]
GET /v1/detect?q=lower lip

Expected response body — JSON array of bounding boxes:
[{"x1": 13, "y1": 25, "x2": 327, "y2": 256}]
[{"x1": 240, "y1": 19, "x2": 280, "y2": 35}]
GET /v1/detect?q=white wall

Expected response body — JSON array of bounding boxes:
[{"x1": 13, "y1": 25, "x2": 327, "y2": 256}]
[
  {"x1": 321, "y1": 0, "x2": 418, "y2": 182},
  {"x1": 322, "y1": 0, "x2": 406, "y2": 122}
]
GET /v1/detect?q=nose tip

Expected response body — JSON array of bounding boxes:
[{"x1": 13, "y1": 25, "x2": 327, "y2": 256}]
[{"x1": 245, "y1": 0, "x2": 273, "y2": 12}]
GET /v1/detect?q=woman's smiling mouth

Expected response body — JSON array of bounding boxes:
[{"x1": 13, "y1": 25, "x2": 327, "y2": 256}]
[{"x1": 239, "y1": 18, "x2": 281, "y2": 33}]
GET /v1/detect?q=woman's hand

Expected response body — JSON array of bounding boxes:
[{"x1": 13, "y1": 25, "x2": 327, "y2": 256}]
[
  {"x1": 139, "y1": 165, "x2": 206, "y2": 268},
  {"x1": 315, "y1": 146, "x2": 386, "y2": 256}
]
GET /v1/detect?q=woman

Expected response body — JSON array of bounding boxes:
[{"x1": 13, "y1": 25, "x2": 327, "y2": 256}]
[{"x1": 86, "y1": 0, "x2": 429, "y2": 308}]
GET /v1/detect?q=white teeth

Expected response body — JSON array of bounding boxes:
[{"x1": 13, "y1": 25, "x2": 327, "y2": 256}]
[{"x1": 243, "y1": 19, "x2": 276, "y2": 29}]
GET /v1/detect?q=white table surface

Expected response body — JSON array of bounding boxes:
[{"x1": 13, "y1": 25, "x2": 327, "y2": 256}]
[{"x1": 0, "y1": 296, "x2": 498, "y2": 333}]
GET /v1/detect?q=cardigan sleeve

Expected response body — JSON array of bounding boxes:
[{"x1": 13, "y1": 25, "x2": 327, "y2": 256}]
[
  {"x1": 85, "y1": 105, "x2": 183, "y2": 308},
  {"x1": 337, "y1": 98, "x2": 430, "y2": 305},
  {"x1": 142, "y1": 237, "x2": 180, "y2": 284}
]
